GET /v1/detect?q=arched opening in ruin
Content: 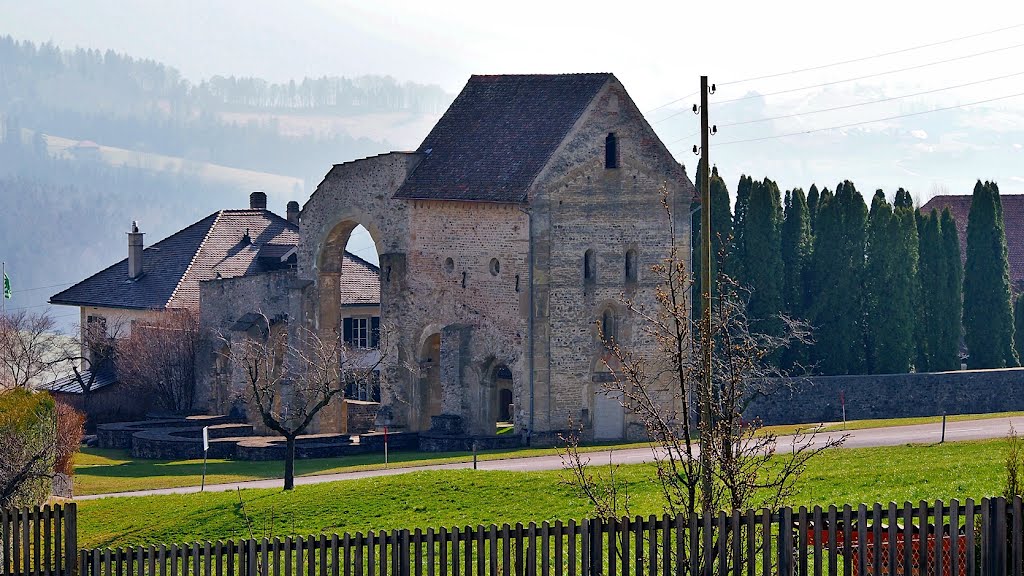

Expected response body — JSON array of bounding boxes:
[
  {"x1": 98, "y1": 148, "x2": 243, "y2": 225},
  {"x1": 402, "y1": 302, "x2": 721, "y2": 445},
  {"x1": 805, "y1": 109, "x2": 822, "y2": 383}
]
[
  {"x1": 493, "y1": 364, "x2": 514, "y2": 435},
  {"x1": 418, "y1": 333, "x2": 443, "y2": 431},
  {"x1": 316, "y1": 220, "x2": 385, "y2": 434}
]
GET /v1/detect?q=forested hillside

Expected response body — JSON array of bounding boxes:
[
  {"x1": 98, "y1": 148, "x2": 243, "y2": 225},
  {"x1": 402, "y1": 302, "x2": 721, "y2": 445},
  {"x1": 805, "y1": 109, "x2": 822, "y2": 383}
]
[{"x1": 0, "y1": 37, "x2": 452, "y2": 327}]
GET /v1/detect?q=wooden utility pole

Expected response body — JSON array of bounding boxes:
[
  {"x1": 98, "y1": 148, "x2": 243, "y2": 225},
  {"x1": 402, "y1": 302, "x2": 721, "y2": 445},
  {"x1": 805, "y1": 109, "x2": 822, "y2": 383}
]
[{"x1": 698, "y1": 75, "x2": 714, "y2": 513}]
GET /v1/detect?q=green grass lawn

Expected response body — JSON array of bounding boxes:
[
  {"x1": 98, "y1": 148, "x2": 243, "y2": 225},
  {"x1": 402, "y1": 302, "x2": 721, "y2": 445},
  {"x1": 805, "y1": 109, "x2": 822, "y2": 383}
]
[
  {"x1": 76, "y1": 438, "x2": 1010, "y2": 549},
  {"x1": 75, "y1": 410, "x2": 1024, "y2": 497},
  {"x1": 73, "y1": 441, "x2": 651, "y2": 496}
]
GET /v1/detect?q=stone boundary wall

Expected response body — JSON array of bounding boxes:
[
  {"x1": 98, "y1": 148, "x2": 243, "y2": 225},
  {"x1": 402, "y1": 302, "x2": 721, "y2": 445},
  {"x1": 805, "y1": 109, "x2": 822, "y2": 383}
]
[{"x1": 744, "y1": 368, "x2": 1024, "y2": 425}]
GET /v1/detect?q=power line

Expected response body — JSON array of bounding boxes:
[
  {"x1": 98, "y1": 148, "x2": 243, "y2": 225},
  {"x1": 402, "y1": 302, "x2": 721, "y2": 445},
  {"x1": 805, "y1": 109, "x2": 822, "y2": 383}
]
[
  {"x1": 717, "y1": 23, "x2": 1024, "y2": 87},
  {"x1": 713, "y1": 41, "x2": 1024, "y2": 106},
  {"x1": 647, "y1": 23, "x2": 1023, "y2": 120},
  {"x1": 714, "y1": 90, "x2": 1024, "y2": 147},
  {"x1": 717, "y1": 70, "x2": 1024, "y2": 128},
  {"x1": 11, "y1": 281, "x2": 77, "y2": 294}
]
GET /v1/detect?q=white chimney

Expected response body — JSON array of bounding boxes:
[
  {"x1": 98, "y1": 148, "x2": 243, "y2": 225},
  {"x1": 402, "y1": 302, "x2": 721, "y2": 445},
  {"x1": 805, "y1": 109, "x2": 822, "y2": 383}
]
[{"x1": 128, "y1": 221, "x2": 144, "y2": 279}]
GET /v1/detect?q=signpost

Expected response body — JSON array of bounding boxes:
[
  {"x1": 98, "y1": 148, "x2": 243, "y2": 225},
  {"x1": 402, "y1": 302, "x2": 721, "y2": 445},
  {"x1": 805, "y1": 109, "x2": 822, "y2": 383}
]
[
  {"x1": 840, "y1": 391, "x2": 847, "y2": 430},
  {"x1": 383, "y1": 426, "x2": 389, "y2": 469},
  {"x1": 201, "y1": 426, "x2": 209, "y2": 491}
]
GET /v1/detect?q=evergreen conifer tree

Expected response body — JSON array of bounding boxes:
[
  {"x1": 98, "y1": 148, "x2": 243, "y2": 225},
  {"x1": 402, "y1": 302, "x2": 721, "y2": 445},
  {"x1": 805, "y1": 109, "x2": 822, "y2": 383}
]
[
  {"x1": 691, "y1": 164, "x2": 732, "y2": 319},
  {"x1": 916, "y1": 209, "x2": 942, "y2": 371},
  {"x1": 730, "y1": 175, "x2": 754, "y2": 285},
  {"x1": 742, "y1": 177, "x2": 784, "y2": 342},
  {"x1": 963, "y1": 180, "x2": 1018, "y2": 368},
  {"x1": 806, "y1": 184, "x2": 820, "y2": 234},
  {"x1": 809, "y1": 181, "x2": 867, "y2": 374},
  {"x1": 1015, "y1": 293, "x2": 1024, "y2": 365},
  {"x1": 780, "y1": 188, "x2": 812, "y2": 369},
  {"x1": 936, "y1": 208, "x2": 963, "y2": 370}
]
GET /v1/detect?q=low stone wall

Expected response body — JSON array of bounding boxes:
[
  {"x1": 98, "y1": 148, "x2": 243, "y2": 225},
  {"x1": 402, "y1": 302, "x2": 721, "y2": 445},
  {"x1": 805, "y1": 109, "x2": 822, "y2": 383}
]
[
  {"x1": 130, "y1": 423, "x2": 254, "y2": 459},
  {"x1": 342, "y1": 400, "x2": 379, "y2": 434},
  {"x1": 97, "y1": 415, "x2": 242, "y2": 450},
  {"x1": 744, "y1": 367, "x2": 1024, "y2": 425}
]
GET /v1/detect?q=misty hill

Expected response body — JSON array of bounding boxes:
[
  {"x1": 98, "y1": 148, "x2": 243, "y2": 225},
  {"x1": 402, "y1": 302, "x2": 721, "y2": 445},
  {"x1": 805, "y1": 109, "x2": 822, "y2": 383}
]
[{"x1": 0, "y1": 37, "x2": 452, "y2": 327}]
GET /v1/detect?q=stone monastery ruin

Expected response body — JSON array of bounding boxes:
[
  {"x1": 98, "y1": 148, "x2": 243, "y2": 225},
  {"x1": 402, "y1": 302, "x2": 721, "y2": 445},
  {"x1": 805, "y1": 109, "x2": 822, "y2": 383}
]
[{"x1": 53, "y1": 73, "x2": 696, "y2": 452}]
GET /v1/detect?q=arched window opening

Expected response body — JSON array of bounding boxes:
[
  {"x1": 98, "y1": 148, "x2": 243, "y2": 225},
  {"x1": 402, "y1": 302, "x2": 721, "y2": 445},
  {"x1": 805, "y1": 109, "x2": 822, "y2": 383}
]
[
  {"x1": 625, "y1": 249, "x2": 638, "y2": 283},
  {"x1": 583, "y1": 249, "x2": 596, "y2": 283},
  {"x1": 605, "y1": 133, "x2": 619, "y2": 169},
  {"x1": 601, "y1": 309, "x2": 617, "y2": 345}
]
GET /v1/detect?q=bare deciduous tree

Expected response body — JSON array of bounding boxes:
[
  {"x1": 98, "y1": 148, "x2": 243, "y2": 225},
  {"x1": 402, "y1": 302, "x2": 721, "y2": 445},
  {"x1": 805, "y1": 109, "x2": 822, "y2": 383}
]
[
  {"x1": 562, "y1": 191, "x2": 844, "y2": 574},
  {"x1": 225, "y1": 313, "x2": 388, "y2": 490},
  {"x1": 116, "y1": 310, "x2": 199, "y2": 413},
  {"x1": 0, "y1": 310, "x2": 69, "y2": 390}
]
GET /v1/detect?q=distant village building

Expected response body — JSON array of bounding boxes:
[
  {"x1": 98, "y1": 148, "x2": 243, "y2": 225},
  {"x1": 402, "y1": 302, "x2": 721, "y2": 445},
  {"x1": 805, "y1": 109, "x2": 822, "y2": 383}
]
[
  {"x1": 919, "y1": 194, "x2": 1024, "y2": 289},
  {"x1": 46, "y1": 192, "x2": 379, "y2": 424}
]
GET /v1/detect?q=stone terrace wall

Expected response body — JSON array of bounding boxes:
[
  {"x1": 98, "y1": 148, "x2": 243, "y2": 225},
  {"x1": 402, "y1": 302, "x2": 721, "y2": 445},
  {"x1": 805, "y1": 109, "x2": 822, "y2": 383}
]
[{"x1": 745, "y1": 368, "x2": 1024, "y2": 425}]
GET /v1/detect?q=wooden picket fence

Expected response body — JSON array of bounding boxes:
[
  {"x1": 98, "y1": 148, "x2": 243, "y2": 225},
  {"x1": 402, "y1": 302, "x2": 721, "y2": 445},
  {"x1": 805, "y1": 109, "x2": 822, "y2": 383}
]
[
  {"x1": 72, "y1": 497, "x2": 1024, "y2": 576},
  {"x1": 1, "y1": 503, "x2": 78, "y2": 576},
  {"x1": 7, "y1": 497, "x2": 1024, "y2": 575}
]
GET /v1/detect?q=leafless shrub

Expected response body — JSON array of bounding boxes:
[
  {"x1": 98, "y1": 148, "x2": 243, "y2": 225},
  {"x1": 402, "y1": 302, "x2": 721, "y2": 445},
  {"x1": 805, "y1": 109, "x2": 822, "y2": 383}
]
[{"x1": 116, "y1": 310, "x2": 199, "y2": 413}]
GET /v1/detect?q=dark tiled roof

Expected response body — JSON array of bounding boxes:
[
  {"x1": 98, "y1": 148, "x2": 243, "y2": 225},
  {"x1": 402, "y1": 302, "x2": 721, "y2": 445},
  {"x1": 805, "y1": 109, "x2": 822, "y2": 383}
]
[
  {"x1": 395, "y1": 73, "x2": 613, "y2": 203},
  {"x1": 920, "y1": 194, "x2": 1024, "y2": 286},
  {"x1": 38, "y1": 369, "x2": 118, "y2": 394},
  {"x1": 341, "y1": 253, "x2": 380, "y2": 306},
  {"x1": 51, "y1": 210, "x2": 300, "y2": 310}
]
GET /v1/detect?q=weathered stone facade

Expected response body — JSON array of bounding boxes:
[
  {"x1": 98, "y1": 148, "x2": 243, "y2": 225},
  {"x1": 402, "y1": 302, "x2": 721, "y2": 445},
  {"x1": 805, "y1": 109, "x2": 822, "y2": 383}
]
[{"x1": 202, "y1": 74, "x2": 695, "y2": 446}]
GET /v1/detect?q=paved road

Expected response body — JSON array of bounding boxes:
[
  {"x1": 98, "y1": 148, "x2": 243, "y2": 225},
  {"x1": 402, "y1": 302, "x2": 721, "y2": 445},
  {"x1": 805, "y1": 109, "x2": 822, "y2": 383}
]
[{"x1": 77, "y1": 416, "x2": 1021, "y2": 501}]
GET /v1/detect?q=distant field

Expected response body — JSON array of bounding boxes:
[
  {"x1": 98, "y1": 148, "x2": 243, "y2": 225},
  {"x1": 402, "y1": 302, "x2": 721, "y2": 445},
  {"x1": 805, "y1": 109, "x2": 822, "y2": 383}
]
[
  {"x1": 75, "y1": 438, "x2": 1010, "y2": 549},
  {"x1": 43, "y1": 133, "x2": 304, "y2": 202},
  {"x1": 219, "y1": 111, "x2": 439, "y2": 149}
]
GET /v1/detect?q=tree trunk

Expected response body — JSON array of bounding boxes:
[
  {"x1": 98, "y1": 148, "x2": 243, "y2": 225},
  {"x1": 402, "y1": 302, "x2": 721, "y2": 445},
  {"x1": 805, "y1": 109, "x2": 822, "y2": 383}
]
[{"x1": 284, "y1": 435, "x2": 296, "y2": 490}]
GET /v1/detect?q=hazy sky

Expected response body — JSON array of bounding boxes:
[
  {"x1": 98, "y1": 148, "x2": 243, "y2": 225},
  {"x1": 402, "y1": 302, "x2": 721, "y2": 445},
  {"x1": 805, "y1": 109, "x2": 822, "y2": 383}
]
[{"x1": 6, "y1": 0, "x2": 1024, "y2": 205}]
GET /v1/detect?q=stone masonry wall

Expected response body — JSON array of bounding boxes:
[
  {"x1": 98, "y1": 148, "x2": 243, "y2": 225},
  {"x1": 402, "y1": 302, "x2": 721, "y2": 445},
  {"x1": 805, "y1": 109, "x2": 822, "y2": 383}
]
[
  {"x1": 744, "y1": 368, "x2": 1024, "y2": 425},
  {"x1": 406, "y1": 200, "x2": 529, "y2": 435},
  {"x1": 196, "y1": 269, "x2": 295, "y2": 422},
  {"x1": 529, "y1": 78, "x2": 694, "y2": 441}
]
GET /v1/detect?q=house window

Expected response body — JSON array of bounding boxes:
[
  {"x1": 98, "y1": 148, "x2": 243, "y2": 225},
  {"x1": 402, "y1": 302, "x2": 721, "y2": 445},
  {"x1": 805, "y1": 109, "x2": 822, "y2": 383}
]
[
  {"x1": 605, "y1": 133, "x2": 618, "y2": 169},
  {"x1": 343, "y1": 316, "x2": 380, "y2": 349},
  {"x1": 584, "y1": 249, "x2": 596, "y2": 283},
  {"x1": 625, "y1": 249, "x2": 638, "y2": 283}
]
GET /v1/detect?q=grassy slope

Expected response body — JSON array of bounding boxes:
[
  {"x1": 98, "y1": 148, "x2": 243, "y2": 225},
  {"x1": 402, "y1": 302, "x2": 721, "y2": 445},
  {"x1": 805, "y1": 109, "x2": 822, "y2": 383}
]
[{"x1": 77, "y1": 438, "x2": 1007, "y2": 549}]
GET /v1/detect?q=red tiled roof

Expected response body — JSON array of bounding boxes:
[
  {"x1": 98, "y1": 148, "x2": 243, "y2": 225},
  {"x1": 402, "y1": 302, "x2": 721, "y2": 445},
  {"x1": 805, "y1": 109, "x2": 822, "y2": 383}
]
[
  {"x1": 340, "y1": 253, "x2": 380, "y2": 306},
  {"x1": 51, "y1": 210, "x2": 379, "y2": 310},
  {"x1": 920, "y1": 194, "x2": 1024, "y2": 286}
]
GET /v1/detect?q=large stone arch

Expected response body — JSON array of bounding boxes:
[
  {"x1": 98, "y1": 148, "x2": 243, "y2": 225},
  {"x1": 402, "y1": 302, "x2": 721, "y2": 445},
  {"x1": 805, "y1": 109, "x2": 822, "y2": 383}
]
[{"x1": 293, "y1": 152, "x2": 422, "y2": 432}]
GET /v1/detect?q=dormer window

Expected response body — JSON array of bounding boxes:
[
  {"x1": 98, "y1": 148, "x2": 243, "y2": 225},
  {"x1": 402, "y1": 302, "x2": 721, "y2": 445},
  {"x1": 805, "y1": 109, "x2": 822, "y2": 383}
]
[{"x1": 605, "y1": 133, "x2": 619, "y2": 169}]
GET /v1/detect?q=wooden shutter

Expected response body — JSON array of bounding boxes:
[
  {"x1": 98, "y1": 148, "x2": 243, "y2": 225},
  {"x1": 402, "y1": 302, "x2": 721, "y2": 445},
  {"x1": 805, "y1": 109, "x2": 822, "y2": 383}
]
[
  {"x1": 343, "y1": 317, "x2": 353, "y2": 345},
  {"x1": 370, "y1": 317, "x2": 380, "y2": 348}
]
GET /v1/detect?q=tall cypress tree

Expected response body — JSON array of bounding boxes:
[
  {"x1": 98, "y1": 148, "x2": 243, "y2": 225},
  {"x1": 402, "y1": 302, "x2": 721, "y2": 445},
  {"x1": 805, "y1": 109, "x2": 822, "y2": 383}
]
[
  {"x1": 916, "y1": 209, "x2": 942, "y2": 371},
  {"x1": 742, "y1": 177, "x2": 784, "y2": 341},
  {"x1": 691, "y1": 164, "x2": 732, "y2": 319},
  {"x1": 865, "y1": 191, "x2": 892, "y2": 373},
  {"x1": 809, "y1": 181, "x2": 867, "y2": 375},
  {"x1": 865, "y1": 190, "x2": 919, "y2": 373},
  {"x1": 781, "y1": 188, "x2": 812, "y2": 369},
  {"x1": 730, "y1": 175, "x2": 754, "y2": 285},
  {"x1": 806, "y1": 184, "x2": 820, "y2": 234},
  {"x1": 936, "y1": 208, "x2": 964, "y2": 370},
  {"x1": 963, "y1": 180, "x2": 1018, "y2": 368}
]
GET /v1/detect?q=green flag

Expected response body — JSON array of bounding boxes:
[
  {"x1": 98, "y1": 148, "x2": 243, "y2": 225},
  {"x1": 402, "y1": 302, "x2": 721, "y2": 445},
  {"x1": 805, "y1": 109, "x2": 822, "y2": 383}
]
[{"x1": 3, "y1": 272, "x2": 10, "y2": 300}]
